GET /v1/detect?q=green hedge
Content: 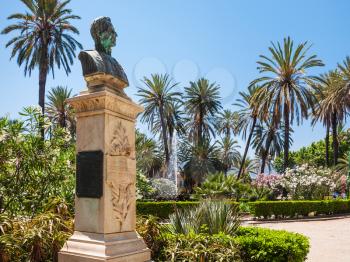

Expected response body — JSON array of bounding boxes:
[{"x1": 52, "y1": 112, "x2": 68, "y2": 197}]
[
  {"x1": 249, "y1": 200, "x2": 350, "y2": 218},
  {"x1": 236, "y1": 227, "x2": 310, "y2": 262},
  {"x1": 137, "y1": 201, "x2": 239, "y2": 219}
]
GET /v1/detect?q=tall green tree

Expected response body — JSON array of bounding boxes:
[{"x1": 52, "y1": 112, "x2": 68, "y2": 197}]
[
  {"x1": 46, "y1": 86, "x2": 75, "y2": 136},
  {"x1": 217, "y1": 136, "x2": 240, "y2": 175},
  {"x1": 252, "y1": 119, "x2": 286, "y2": 173},
  {"x1": 235, "y1": 85, "x2": 265, "y2": 179},
  {"x1": 315, "y1": 70, "x2": 349, "y2": 165},
  {"x1": 215, "y1": 109, "x2": 239, "y2": 139},
  {"x1": 252, "y1": 37, "x2": 324, "y2": 171},
  {"x1": 1, "y1": 0, "x2": 82, "y2": 120},
  {"x1": 137, "y1": 74, "x2": 181, "y2": 170},
  {"x1": 312, "y1": 71, "x2": 338, "y2": 166},
  {"x1": 184, "y1": 78, "x2": 222, "y2": 146},
  {"x1": 135, "y1": 130, "x2": 163, "y2": 177},
  {"x1": 180, "y1": 139, "x2": 220, "y2": 190}
]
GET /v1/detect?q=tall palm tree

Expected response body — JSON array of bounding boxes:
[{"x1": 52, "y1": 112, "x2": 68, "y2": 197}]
[
  {"x1": 135, "y1": 130, "x2": 163, "y2": 177},
  {"x1": 137, "y1": 74, "x2": 181, "y2": 171},
  {"x1": 217, "y1": 136, "x2": 240, "y2": 175},
  {"x1": 215, "y1": 109, "x2": 239, "y2": 138},
  {"x1": 251, "y1": 37, "x2": 324, "y2": 171},
  {"x1": 315, "y1": 70, "x2": 349, "y2": 165},
  {"x1": 180, "y1": 139, "x2": 220, "y2": 190},
  {"x1": 46, "y1": 86, "x2": 75, "y2": 136},
  {"x1": 252, "y1": 119, "x2": 286, "y2": 173},
  {"x1": 235, "y1": 85, "x2": 266, "y2": 179},
  {"x1": 2, "y1": 0, "x2": 82, "y2": 119},
  {"x1": 184, "y1": 78, "x2": 222, "y2": 146},
  {"x1": 232, "y1": 154, "x2": 259, "y2": 183},
  {"x1": 312, "y1": 72, "x2": 336, "y2": 166}
]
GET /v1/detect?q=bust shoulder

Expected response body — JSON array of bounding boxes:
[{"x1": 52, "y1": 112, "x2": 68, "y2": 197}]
[{"x1": 78, "y1": 50, "x2": 129, "y2": 87}]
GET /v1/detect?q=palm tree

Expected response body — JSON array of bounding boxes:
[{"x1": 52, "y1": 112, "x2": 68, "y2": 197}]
[
  {"x1": 46, "y1": 86, "x2": 75, "y2": 136},
  {"x1": 235, "y1": 85, "x2": 266, "y2": 179},
  {"x1": 135, "y1": 130, "x2": 163, "y2": 177},
  {"x1": 217, "y1": 136, "x2": 240, "y2": 175},
  {"x1": 137, "y1": 74, "x2": 181, "y2": 171},
  {"x1": 215, "y1": 110, "x2": 239, "y2": 138},
  {"x1": 180, "y1": 139, "x2": 221, "y2": 190},
  {"x1": 2, "y1": 0, "x2": 82, "y2": 119},
  {"x1": 184, "y1": 78, "x2": 222, "y2": 146},
  {"x1": 312, "y1": 72, "x2": 336, "y2": 166},
  {"x1": 252, "y1": 119, "x2": 286, "y2": 173},
  {"x1": 315, "y1": 70, "x2": 349, "y2": 165},
  {"x1": 232, "y1": 154, "x2": 259, "y2": 183},
  {"x1": 251, "y1": 37, "x2": 324, "y2": 171}
]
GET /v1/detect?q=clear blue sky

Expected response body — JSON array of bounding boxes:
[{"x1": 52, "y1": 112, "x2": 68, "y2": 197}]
[{"x1": 1, "y1": 0, "x2": 350, "y2": 153}]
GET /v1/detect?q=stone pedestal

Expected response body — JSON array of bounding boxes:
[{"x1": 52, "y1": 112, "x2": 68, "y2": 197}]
[{"x1": 58, "y1": 88, "x2": 150, "y2": 261}]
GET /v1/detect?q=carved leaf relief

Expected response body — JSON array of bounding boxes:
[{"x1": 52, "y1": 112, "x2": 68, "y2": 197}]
[
  {"x1": 109, "y1": 121, "x2": 132, "y2": 156},
  {"x1": 108, "y1": 181, "x2": 133, "y2": 226}
]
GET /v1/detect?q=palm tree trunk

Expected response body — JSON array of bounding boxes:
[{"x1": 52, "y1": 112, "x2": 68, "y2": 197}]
[
  {"x1": 197, "y1": 107, "x2": 204, "y2": 145},
  {"x1": 237, "y1": 116, "x2": 257, "y2": 179},
  {"x1": 283, "y1": 104, "x2": 290, "y2": 172},
  {"x1": 260, "y1": 127, "x2": 274, "y2": 173},
  {"x1": 325, "y1": 124, "x2": 330, "y2": 166},
  {"x1": 159, "y1": 105, "x2": 170, "y2": 175},
  {"x1": 332, "y1": 111, "x2": 339, "y2": 165},
  {"x1": 38, "y1": 45, "x2": 48, "y2": 139}
]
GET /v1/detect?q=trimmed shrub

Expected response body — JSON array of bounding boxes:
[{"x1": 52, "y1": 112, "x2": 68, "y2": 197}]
[
  {"x1": 236, "y1": 227, "x2": 310, "y2": 262},
  {"x1": 136, "y1": 201, "x2": 239, "y2": 219},
  {"x1": 249, "y1": 200, "x2": 350, "y2": 218}
]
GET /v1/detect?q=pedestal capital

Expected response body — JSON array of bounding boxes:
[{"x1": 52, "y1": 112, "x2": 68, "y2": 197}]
[{"x1": 67, "y1": 90, "x2": 143, "y2": 121}]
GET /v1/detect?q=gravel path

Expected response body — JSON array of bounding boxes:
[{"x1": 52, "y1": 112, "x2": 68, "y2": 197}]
[{"x1": 248, "y1": 215, "x2": 350, "y2": 262}]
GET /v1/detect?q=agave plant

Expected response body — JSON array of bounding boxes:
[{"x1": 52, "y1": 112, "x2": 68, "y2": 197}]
[{"x1": 166, "y1": 200, "x2": 240, "y2": 236}]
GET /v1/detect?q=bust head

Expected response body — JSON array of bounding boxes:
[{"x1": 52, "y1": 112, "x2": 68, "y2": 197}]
[{"x1": 90, "y1": 16, "x2": 117, "y2": 55}]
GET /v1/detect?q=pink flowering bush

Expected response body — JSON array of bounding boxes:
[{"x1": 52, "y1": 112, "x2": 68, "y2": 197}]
[{"x1": 252, "y1": 173, "x2": 282, "y2": 200}]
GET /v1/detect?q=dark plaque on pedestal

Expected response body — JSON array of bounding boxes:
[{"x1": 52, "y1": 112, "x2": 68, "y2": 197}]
[{"x1": 76, "y1": 150, "x2": 103, "y2": 198}]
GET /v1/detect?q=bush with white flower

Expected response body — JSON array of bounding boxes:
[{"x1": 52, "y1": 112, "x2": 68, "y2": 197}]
[
  {"x1": 276, "y1": 164, "x2": 336, "y2": 200},
  {"x1": 150, "y1": 178, "x2": 177, "y2": 200}
]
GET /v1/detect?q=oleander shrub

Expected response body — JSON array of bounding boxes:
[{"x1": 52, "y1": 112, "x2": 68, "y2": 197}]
[
  {"x1": 136, "y1": 201, "x2": 239, "y2": 219},
  {"x1": 150, "y1": 178, "x2": 177, "y2": 200},
  {"x1": 236, "y1": 227, "x2": 310, "y2": 262},
  {"x1": 249, "y1": 200, "x2": 350, "y2": 218}
]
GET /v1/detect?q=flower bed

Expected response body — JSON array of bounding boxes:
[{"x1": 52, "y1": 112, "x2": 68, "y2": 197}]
[{"x1": 249, "y1": 200, "x2": 350, "y2": 219}]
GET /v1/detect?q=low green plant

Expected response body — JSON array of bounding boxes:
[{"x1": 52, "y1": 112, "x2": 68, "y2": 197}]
[
  {"x1": 160, "y1": 232, "x2": 242, "y2": 262},
  {"x1": 236, "y1": 227, "x2": 310, "y2": 262},
  {"x1": 166, "y1": 200, "x2": 241, "y2": 236},
  {"x1": 136, "y1": 215, "x2": 165, "y2": 258},
  {"x1": 195, "y1": 172, "x2": 252, "y2": 200},
  {"x1": 0, "y1": 212, "x2": 73, "y2": 262},
  {"x1": 249, "y1": 200, "x2": 350, "y2": 219}
]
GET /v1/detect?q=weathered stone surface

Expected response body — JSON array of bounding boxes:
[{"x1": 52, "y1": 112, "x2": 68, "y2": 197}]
[
  {"x1": 78, "y1": 16, "x2": 129, "y2": 92},
  {"x1": 59, "y1": 17, "x2": 150, "y2": 261}
]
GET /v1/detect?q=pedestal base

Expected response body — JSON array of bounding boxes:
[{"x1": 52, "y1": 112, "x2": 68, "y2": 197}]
[{"x1": 58, "y1": 231, "x2": 150, "y2": 262}]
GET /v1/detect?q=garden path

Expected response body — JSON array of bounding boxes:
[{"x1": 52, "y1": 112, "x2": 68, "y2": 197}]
[{"x1": 247, "y1": 215, "x2": 350, "y2": 262}]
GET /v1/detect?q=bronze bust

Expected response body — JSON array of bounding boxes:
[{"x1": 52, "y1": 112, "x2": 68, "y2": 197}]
[{"x1": 79, "y1": 17, "x2": 129, "y2": 92}]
